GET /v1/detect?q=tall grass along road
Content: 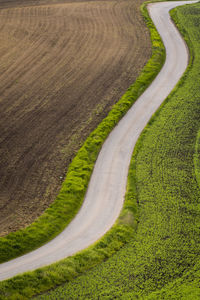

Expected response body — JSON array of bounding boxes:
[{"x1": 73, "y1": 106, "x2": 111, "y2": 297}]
[{"x1": 0, "y1": 0, "x2": 196, "y2": 282}]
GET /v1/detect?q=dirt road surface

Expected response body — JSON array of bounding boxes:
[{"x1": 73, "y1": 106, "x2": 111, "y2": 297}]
[{"x1": 0, "y1": 0, "x2": 196, "y2": 281}]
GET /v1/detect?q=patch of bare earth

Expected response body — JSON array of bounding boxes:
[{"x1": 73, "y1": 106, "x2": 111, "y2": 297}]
[{"x1": 0, "y1": 0, "x2": 151, "y2": 236}]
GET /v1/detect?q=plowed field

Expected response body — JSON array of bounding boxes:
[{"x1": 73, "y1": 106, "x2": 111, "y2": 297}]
[{"x1": 0, "y1": 0, "x2": 150, "y2": 236}]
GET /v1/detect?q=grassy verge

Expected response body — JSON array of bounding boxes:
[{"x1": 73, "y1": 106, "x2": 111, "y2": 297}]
[
  {"x1": 0, "y1": 2, "x2": 166, "y2": 299},
  {"x1": 32, "y1": 2, "x2": 200, "y2": 299}
]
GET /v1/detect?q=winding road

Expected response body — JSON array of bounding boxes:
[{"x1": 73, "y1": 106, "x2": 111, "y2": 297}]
[{"x1": 0, "y1": 0, "x2": 197, "y2": 281}]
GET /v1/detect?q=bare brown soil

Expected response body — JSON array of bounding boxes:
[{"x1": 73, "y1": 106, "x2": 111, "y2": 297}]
[{"x1": 0, "y1": 0, "x2": 151, "y2": 236}]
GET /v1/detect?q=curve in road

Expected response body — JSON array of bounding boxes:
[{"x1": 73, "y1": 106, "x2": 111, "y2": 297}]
[{"x1": 0, "y1": 0, "x2": 197, "y2": 281}]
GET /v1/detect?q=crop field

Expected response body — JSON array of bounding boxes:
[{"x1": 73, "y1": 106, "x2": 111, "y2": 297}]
[
  {"x1": 0, "y1": 0, "x2": 150, "y2": 236},
  {"x1": 0, "y1": 1, "x2": 166, "y2": 297},
  {"x1": 35, "y1": 2, "x2": 200, "y2": 299}
]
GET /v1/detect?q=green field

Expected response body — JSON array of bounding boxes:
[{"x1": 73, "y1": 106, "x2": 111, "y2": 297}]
[{"x1": 35, "y1": 2, "x2": 200, "y2": 299}]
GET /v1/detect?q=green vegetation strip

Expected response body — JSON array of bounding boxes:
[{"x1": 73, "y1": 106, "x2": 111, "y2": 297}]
[
  {"x1": 0, "y1": 2, "x2": 166, "y2": 299},
  {"x1": 33, "y1": 2, "x2": 200, "y2": 299},
  {"x1": 194, "y1": 129, "x2": 200, "y2": 189}
]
